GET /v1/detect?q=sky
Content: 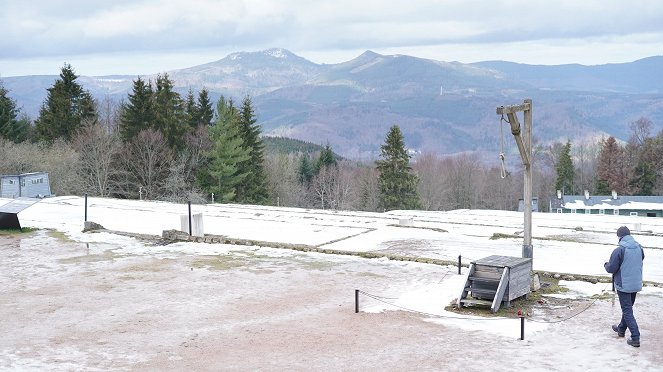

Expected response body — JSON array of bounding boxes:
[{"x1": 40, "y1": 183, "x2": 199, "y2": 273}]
[{"x1": 1, "y1": 0, "x2": 663, "y2": 77}]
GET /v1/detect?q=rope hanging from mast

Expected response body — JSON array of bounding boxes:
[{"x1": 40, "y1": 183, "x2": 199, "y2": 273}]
[{"x1": 499, "y1": 113, "x2": 508, "y2": 179}]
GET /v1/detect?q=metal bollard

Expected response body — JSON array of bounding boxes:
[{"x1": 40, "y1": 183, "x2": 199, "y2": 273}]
[
  {"x1": 355, "y1": 289, "x2": 359, "y2": 313},
  {"x1": 188, "y1": 201, "x2": 192, "y2": 236},
  {"x1": 520, "y1": 316, "x2": 525, "y2": 340},
  {"x1": 84, "y1": 193, "x2": 88, "y2": 222},
  {"x1": 458, "y1": 255, "x2": 461, "y2": 274}
]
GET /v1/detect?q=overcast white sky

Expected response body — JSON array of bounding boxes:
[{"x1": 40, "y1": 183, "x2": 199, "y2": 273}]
[{"x1": 1, "y1": 0, "x2": 663, "y2": 77}]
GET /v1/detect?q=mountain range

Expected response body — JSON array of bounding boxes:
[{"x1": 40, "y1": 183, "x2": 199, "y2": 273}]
[{"x1": 3, "y1": 48, "x2": 663, "y2": 160}]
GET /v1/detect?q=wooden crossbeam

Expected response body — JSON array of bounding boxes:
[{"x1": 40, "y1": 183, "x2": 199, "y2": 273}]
[{"x1": 496, "y1": 102, "x2": 531, "y2": 115}]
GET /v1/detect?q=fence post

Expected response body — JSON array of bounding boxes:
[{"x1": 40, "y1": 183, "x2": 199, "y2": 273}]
[
  {"x1": 458, "y1": 255, "x2": 461, "y2": 274},
  {"x1": 84, "y1": 193, "x2": 88, "y2": 222},
  {"x1": 520, "y1": 316, "x2": 525, "y2": 340},
  {"x1": 355, "y1": 289, "x2": 359, "y2": 313},
  {"x1": 188, "y1": 201, "x2": 192, "y2": 236}
]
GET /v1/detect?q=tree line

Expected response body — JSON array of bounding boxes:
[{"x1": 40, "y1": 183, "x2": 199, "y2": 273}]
[{"x1": 2, "y1": 64, "x2": 661, "y2": 212}]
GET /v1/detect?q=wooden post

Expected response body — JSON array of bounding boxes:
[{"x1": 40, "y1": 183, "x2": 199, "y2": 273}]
[{"x1": 496, "y1": 99, "x2": 533, "y2": 260}]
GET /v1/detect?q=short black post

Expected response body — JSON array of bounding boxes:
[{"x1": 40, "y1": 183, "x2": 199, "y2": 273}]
[
  {"x1": 84, "y1": 193, "x2": 88, "y2": 222},
  {"x1": 458, "y1": 255, "x2": 461, "y2": 274},
  {"x1": 188, "y1": 201, "x2": 192, "y2": 236},
  {"x1": 612, "y1": 274, "x2": 615, "y2": 292},
  {"x1": 355, "y1": 289, "x2": 359, "y2": 313},
  {"x1": 520, "y1": 316, "x2": 525, "y2": 340}
]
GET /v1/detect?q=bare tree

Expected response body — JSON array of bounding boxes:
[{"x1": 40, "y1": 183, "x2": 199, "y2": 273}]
[
  {"x1": 352, "y1": 165, "x2": 380, "y2": 212},
  {"x1": 118, "y1": 129, "x2": 174, "y2": 200},
  {"x1": 160, "y1": 125, "x2": 211, "y2": 203},
  {"x1": 72, "y1": 123, "x2": 123, "y2": 197},
  {"x1": 628, "y1": 117, "x2": 652, "y2": 147},
  {"x1": 98, "y1": 95, "x2": 122, "y2": 133},
  {"x1": 413, "y1": 152, "x2": 448, "y2": 211}
]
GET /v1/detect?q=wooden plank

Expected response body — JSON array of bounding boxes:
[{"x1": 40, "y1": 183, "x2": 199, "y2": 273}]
[
  {"x1": 491, "y1": 267, "x2": 510, "y2": 313},
  {"x1": 471, "y1": 271, "x2": 502, "y2": 280},
  {"x1": 457, "y1": 263, "x2": 475, "y2": 309},
  {"x1": 460, "y1": 298, "x2": 492, "y2": 306},
  {"x1": 474, "y1": 255, "x2": 531, "y2": 268},
  {"x1": 470, "y1": 288, "x2": 497, "y2": 299},
  {"x1": 469, "y1": 276, "x2": 500, "y2": 284},
  {"x1": 496, "y1": 102, "x2": 531, "y2": 115}
]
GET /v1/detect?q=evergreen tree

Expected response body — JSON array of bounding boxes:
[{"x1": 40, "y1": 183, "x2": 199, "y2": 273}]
[
  {"x1": 197, "y1": 98, "x2": 250, "y2": 202},
  {"x1": 119, "y1": 77, "x2": 154, "y2": 142},
  {"x1": 35, "y1": 63, "x2": 97, "y2": 142},
  {"x1": 153, "y1": 74, "x2": 187, "y2": 151},
  {"x1": 297, "y1": 154, "x2": 315, "y2": 184},
  {"x1": 184, "y1": 88, "x2": 213, "y2": 129},
  {"x1": 630, "y1": 137, "x2": 659, "y2": 195},
  {"x1": 235, "y1": 95, "x2": 268, "y2": 204},
  {"x1": 375, "y1": 125, "x2": 421, "y2": 210},
  {"x1": 0, "y1": 82, "x2": 30, "y2": 143},
  {"x1": 185, "y1": 89, "x2": 198, "y2": 129},
  {"x1": 197, "y1": 88, "x2": 214, "y2": 127},
  {"x1": 554, "y1": 140, "x2": 574, "y2": 194},
  {"x1": 315, "y1": 143, "x2": 337, "y2": 173}
]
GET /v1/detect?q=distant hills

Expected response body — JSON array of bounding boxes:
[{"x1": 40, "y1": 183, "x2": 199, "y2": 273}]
[{"x1": 3, "y1": 48, "x2": 663, "y2": 160}]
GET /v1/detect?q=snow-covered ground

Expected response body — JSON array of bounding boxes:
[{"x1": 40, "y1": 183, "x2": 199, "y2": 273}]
[
  {"x1": 2, "y1": 196, "x2": 663, "y2": 371},
  {"x1": 9, "y1": 196, "x2": 663, "y2": 281}
]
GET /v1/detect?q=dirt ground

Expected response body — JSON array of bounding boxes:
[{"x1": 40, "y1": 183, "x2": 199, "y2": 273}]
[{"x1": 2, "y1": 230, "x2": 663, "y2": 371}]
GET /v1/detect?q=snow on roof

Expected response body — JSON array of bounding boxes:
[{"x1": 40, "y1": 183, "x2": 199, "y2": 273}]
[{"x1": 561, "y1": 195, "x2": 663, "y2": 210}]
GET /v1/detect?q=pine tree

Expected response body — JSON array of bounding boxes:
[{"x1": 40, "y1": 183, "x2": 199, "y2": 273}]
[
  {"x1": 196, "y1": 98, "x2": 250, "y2": 202},
  {"x1": 119, "y1": 77, "x2": 154, "y2": 142},
  {"x1": 185, "y1": 89, "x2": 198, "y2": 129},
  {"x1": 375, "y1": 125, "x2": 421, "y2": 210},
  {"x1": 184, "y1": 88, "x2": 213, "y2": 129},
  {"x1": 235, "y1": 95, "x2": 268, "y2": 204},
  {"x1": 0, "y1": 82, "x2": 30, "y2": 143},
  {"x1": 630, "y1": 137, "x2": 659, "y2": 195},
  {"x1": 35, "y1": 63, "x2": 97, "y2": 142},
  {"x1": 297, "y1": 154, "x2": 315, "y2": 184},
  {"x1": 554, "y1": 140, "x2": 574, "y2": 194},
  {"x1": 315, "y1": 143, "x2": 337, "y2": 173},
  {"x1": 197, "y1": 88, "x2": 214, "y2": 127},
  {"x1": 153, "y1": 74, "x2": 187, "y2": 151}
]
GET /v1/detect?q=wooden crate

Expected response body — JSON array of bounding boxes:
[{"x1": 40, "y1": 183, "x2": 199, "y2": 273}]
[{"x1": 472, "y1": 255, "x2": 532, "y2": 302}]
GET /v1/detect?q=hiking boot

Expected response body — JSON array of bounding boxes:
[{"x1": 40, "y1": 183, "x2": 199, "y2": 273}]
[
  {"x1": 612, "y1": 324, "x2": 625, "y2": 337},
  {"x1": 627, "y1": 338, "x2": 640, "y2": 347}
]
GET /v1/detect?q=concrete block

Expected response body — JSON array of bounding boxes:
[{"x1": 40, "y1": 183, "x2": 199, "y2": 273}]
[{"x1": 180, "y1": 213, "x2": 204, "y2": 237}]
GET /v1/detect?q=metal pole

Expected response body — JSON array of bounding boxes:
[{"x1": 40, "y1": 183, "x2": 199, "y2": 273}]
[
  {"x1": 520, "y1": 316, "x2": 525, "y2": 340},
  {"x1": 84, "y1": 193, "x2": 88, "y2": 222},
  {"x1": 523, "y1": 99, "x2": 533, "y2": 260},
  {"x1": 188, "y1": 201, "x2": 192, "y2": 236},
  {"x1": 458, "y1": 255, "x2": 462, "y2": 275},
  {"x1": 355, "y1": 289, "x2": 359, "y2": 313}
]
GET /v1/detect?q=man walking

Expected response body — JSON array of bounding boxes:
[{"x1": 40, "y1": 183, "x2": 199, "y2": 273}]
[{"x1": 604, "y1": 226, "x2": 645, "y2": 347}]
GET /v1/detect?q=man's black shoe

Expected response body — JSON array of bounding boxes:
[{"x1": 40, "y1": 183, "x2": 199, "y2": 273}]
[
  {"x1": 627, "y1": 338, "x2": 640, "y2": 347},
  {"x1": 612, "y1": 324, "x2": 625, "y2": 337}
]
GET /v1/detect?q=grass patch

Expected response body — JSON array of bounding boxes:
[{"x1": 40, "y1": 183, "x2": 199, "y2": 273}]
[
  {"x1": 0, "y1": 227, "x2": 39, "y2": 235},
  {"x1": 192, "y1": 255, "x2": 247, "y2": 270},
  {"x1": 123, "y1": 259, "x2": 172, "y2": 272},
  {"x1": 47, "y1": 230, "x2": 76, "y2": 243},
  {"x1": 445, "y1": 277, "x2": 570, "y2": 318},
  {"x1": 58, "y1": 249, "x2": 118, "y2": 264},
  {"x1": 490, "y1": 232, "x2": 519, "y2": 240}
]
